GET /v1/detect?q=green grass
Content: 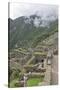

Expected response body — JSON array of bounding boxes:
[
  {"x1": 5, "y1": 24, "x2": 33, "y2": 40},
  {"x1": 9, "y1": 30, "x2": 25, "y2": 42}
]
[
  {"x1": 10, "y1": 77, "x2": 44, "y2": 87},
  {"x1": 27, "y1": 77, "x2": 44, "y2": 86}
]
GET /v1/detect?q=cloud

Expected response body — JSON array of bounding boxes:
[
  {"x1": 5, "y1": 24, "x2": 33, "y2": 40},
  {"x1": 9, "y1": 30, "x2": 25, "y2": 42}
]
[{"x1": 9, "y1": 2, "x2": 58, "y2": 19}]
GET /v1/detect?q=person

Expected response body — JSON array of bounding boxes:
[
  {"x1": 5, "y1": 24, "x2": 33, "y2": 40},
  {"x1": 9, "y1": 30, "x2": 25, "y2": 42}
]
[
  {"x1": 41, "y1": 59, "x2": 44, "y2": 68},
  {"x1": 23, "y1": 75, "x2": 27, "y2": 87}
]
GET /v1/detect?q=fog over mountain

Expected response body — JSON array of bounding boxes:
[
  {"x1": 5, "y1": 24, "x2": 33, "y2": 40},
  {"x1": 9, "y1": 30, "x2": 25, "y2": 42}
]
[
  {"x1": 9, "y1": 3, "x2": 58, "y2": 27},
  {"x1": 10, "y1": 3, "x2": 58, "y2": 20}
]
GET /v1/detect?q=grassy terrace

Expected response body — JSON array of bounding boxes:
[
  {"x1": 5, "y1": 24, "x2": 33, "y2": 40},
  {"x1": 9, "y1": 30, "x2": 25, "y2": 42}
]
[
  {"x1": 34, "y1": 52, "x2": 47, "y2": 56},
  {"x1": 27, "y1": 77, "x2": 44, "y2": 86},
  {"x1": 18, "y1": 48, "x2": 28, "y2": 52},
  {"x1": 26, "y1": 56, "x2": 35, "y2": 65},
  {"x1": 13, "y1": 48, "x2": 28, "y2": 55},
  {"x1": 24, "y1": 63, "x2": 39, "y2": 68}
]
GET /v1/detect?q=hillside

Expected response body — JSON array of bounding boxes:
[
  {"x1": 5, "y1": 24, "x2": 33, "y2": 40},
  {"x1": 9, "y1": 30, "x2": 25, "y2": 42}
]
[{"x1": 9, "y1": 15, "x2": 58, "y2": 49}]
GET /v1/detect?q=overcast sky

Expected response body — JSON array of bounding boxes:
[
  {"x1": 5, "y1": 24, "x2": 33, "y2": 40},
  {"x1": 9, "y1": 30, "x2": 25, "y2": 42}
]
[{"x1": 9, "y1": 2, "x2": 58, "y2": 20}]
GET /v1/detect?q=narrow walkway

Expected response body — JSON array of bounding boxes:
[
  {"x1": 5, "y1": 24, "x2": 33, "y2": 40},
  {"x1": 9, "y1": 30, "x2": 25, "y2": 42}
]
[
  {"x1": 39, "y1": 65, "x2": 51, "y2": 86},
  {"x1": 51, "y1": 55, "x2": 58, "y2": 85}
]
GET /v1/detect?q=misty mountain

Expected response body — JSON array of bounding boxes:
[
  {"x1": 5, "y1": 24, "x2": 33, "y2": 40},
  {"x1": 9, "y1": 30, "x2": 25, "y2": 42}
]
[{"x1": 9, "y1": 14, "x2": 58, "y2": 49}]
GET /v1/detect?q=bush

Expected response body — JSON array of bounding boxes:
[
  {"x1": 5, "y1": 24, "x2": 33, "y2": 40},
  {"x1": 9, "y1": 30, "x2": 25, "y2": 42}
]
[
  {"x1": 14, "y1": 81, "x2": 20, "y2": 87},
  {"x1": 10, "y1": 69, "x2": 20, "y2": 80}
]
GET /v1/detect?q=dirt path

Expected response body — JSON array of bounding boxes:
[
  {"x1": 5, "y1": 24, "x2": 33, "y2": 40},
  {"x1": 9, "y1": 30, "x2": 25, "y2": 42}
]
[{"x1": 51, "y1": 55, "x2": 58, "y2": 85}]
